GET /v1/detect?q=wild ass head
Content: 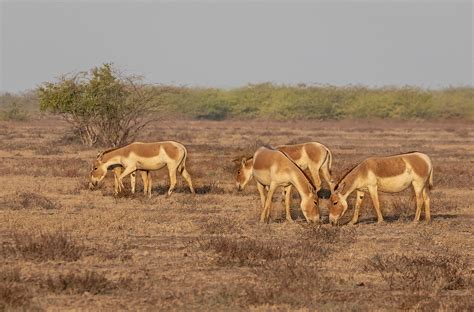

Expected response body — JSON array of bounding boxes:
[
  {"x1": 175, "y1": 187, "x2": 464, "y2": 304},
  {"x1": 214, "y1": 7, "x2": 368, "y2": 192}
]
[
  {"x1": 301, "y1": 189, "x2": 321, "y2": 223},
  {"x1": 233, "y1": 156, "x2": 253, "y2": 191},
  {"x1": 329, "y1": 181, "x2": 348, "y2": 225},
  {"x1": 89, "y1": 154, "x2": 108, "y2": 189}
]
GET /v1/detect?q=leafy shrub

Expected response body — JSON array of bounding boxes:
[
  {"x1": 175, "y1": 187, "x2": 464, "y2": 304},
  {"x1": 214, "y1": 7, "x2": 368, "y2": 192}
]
[{"x1": 38, "y1": 63, "x2": 156, "y2": 146}]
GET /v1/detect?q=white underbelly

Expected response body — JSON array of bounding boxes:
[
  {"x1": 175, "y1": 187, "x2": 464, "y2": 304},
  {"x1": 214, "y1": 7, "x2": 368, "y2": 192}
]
[
  {"x1": 377, "y1": 174, "x2": 412, "y2": 193},
  {"x1": 134, "y1": 156, "x2": 167, "y2": 171}
]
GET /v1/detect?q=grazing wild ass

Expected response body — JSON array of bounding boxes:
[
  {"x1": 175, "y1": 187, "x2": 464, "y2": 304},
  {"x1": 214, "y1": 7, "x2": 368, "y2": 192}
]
[
  {"x1": 90, "y1": 141, "x2": 195, "y2": 196},
  {"x1": 235, "y1": 146, "x2": 320, "y2": 223},
  {"x1": 329, "y1": 152, "x2": 433, "y2": 225}
]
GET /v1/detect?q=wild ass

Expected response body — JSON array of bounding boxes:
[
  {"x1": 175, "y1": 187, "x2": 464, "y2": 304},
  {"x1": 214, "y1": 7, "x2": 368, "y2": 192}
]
[
  {"x1": 329, "y1": 152, "x2": 433, "y2": 225},
  {"x1": 235, "y1": 146, "x2": 320, "y2": 223},
  {"x1": 90, "y1": 141, "x2": 195, "y2": 196}
]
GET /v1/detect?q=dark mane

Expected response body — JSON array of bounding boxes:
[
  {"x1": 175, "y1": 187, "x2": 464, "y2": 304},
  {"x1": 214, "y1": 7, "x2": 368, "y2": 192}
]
[
  {"x1": 334, "y1": 162, "x2": 360, "y2": 191},
  {"x1": 261, "y1": 144, "x2": 276, "y2": 150},
  {"x1": 278, "y1": 150, "x2": 317, "y2": 191},
  {"x1": 97, "y1": 143, "x2": 131, "y2": 159}
]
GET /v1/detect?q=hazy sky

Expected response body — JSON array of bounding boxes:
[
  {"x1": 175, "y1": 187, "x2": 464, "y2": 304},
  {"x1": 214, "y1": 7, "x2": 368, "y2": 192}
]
[{"x1": 1, "y1": 0, "x2": 472, "y2": 92}]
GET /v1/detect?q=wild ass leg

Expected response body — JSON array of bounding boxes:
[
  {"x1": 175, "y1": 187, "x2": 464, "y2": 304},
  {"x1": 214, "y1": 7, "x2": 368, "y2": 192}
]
[
  {"x1": 349, "y1": 191, "x2": 365, "y2": 225},
  {"x1": 180, "y1": 168, "x2": 195, "y2": 194},
  {"x1": 256, "y1": 182, "x2": 266, "y2": 209},
  {"x1": 422, "y1": 187, "x2": 431, "y2": 224},
  {"x1": 113, "y1": 167, "x2": 122, "y2": 195},
  {"x1": 167, "y1": 165, "x2": 178, "y2": 196},
  {"x1": 284, "y1": 185, "x2": 293, "y2": 222},
  {"x1": 130, "y1": 171, "x2": 136, "y2": 194},
  {"x1": 139, "y1": 171, "x2": 149, "y2": 197},
  {"x1": 368, "y1": 185, "x2": 384, "y2": 224},
  {"x1": 118, "y1": 166, "x2": 137, "y2": 191},
  {"x1": 146, "y1": 171, "x2": 152, "y2": 198},
  {"x1": 260, "y1": 182, "x2": 277, "y2": 223},
  {"x1": 413, "y1": 182, "x2": 424, "y2": 223},
  {"x1": 308, "y1": 163, "x2": 322, "y2": 191}
]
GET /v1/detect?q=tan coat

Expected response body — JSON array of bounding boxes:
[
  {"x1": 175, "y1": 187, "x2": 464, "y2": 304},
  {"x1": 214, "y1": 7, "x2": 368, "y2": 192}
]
[
  {"x1": 235, "y1": 147, "x2": 320, "y2": 223},
  {"x1": 90, "y1": 141, "x2": 195, "y2": 197},
  {"x1": 329, "y1": 152, "x2": 433, "y2": 225}
]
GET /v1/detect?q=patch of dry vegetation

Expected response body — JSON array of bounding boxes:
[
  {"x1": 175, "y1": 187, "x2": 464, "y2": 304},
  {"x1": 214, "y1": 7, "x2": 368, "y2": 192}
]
[
  {"x1": 42, "y1": 271, "x2": 118, "y2": 295},
  {"x1": 0, "y1": 267, "x2": 34, "y2": 310},
  {"x1": 3, "y1": 231, "x2": 84, "y2": 262},
  {"x1": 365, "y1": 252, "x2": 471, "y2": 291},
  {"x1": 0, "y1": 191, "x2": 58, "y2": 210}
]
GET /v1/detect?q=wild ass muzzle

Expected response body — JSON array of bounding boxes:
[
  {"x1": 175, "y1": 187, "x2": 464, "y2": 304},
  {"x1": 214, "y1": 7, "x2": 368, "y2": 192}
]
[
  {"x1": 329, "y1": 152, "x2": 433, "y2": 225},
  {"x1": 89, "y1": 141, "x2": 195, "y2": 197},
  {"x1": 234, "y1": 146, "x2": 320, "y2": 223}
]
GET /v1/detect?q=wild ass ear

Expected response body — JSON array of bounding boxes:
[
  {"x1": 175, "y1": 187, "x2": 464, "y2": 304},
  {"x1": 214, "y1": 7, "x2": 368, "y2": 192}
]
[
  {"x1": 232, "y1": 156, "x2": 246, "y2": 164},
  {"x1": 336, "y1": 181, "x2": 346, "y2": 192}
]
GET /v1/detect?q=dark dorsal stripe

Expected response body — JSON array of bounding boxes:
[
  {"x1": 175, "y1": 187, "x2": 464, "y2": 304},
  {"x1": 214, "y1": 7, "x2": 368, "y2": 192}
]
[{"x1": 278, "y1": 149, "x2": 316, "y2": 192}]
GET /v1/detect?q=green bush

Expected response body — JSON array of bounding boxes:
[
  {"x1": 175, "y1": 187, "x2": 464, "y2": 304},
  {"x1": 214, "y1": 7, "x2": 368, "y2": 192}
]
[
  {"x1": 153, "y1": 84, "x2": 474, "y2": 120},
  {"x1": 37, "y1": 64, "x2": 155, "y2": 146},
  {"x1": 3, "y1": 73, "x2": 471, "y2": 122},
  {"x1": 1, "y1": 102, "x2": 28, "y2": 121}
]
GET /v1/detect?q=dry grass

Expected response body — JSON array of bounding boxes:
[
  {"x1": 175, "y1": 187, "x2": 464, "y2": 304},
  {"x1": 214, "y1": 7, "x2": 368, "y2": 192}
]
[
  {"x1": 0, "y1": 191, "x2": 58, "y2": 210},
  {"x1": 0, "y1": 118, "x2": 472, "y2": 310},
  {"x1": 0, "y1": 283, "x2": 33, "y2": 310},
  {"x1": 42, "y1": 271, "x2": 118, "y2": 295},
  {"x1": 0, "y1": 267, "x2": 34, "y2": 310},
  {"x1": 3, "y1": 231, "x2": 84, "y2": 262},
  {"x1": 199, "y1": 236, "x2": 283, "y2": 266},
  {"x1": 365, "y1": 252, "x2": 471, "y2": 291}
]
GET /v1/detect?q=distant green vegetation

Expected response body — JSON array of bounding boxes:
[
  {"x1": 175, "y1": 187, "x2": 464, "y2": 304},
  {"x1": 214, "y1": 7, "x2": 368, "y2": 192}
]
[
  {"x1": 1, "y1": 83, "x2": 473, "y2": 121},
  {"x1": 152, "y1": 84, "x2": 474, "y2": 120}
]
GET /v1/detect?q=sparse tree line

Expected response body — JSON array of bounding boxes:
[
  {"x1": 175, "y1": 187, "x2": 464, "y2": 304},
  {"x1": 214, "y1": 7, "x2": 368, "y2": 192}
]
[{"x1": 0, "y1": 63, "x2": 472, "y2": 146}]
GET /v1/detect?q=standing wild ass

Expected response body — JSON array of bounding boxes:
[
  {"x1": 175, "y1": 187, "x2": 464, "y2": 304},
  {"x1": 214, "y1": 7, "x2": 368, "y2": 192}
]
[
  {"x1": 329, "y1": 152, "x2": 433, "y2": 225},
  {"x1": 90, "y1": 141, "x2": 195, "y2": 197},
  {"x1": 235, "y1": 146, "x2": 320, "y2": 223}
]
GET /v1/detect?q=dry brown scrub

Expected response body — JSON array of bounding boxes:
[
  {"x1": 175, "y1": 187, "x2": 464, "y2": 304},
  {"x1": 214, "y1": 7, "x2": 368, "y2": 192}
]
[{"x1": 0, "y1": 117, "x2": 472, "y2": 310}]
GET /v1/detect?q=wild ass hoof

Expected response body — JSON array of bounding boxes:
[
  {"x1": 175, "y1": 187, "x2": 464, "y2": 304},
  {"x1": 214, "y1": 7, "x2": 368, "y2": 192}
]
[{"x1": 348, "y1": 220, "x2": 358, "y2": 226}]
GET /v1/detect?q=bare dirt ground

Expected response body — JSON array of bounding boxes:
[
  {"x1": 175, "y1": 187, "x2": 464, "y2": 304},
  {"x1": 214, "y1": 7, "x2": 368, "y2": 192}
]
[{"x1": 0, "y1": 118, "x2": 473, "y2": 311}]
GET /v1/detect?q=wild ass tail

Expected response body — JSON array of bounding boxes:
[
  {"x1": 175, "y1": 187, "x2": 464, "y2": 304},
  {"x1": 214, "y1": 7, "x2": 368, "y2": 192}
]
[
  {"x1": 324, "y1": 147, "x2": 333, "y2": 175},
  {"x1": 177, "y1": 145, "x2": 188, "y2": 174},
  {"x1": 428, "y1": 167, "x2": 434, "y2": 190}
]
